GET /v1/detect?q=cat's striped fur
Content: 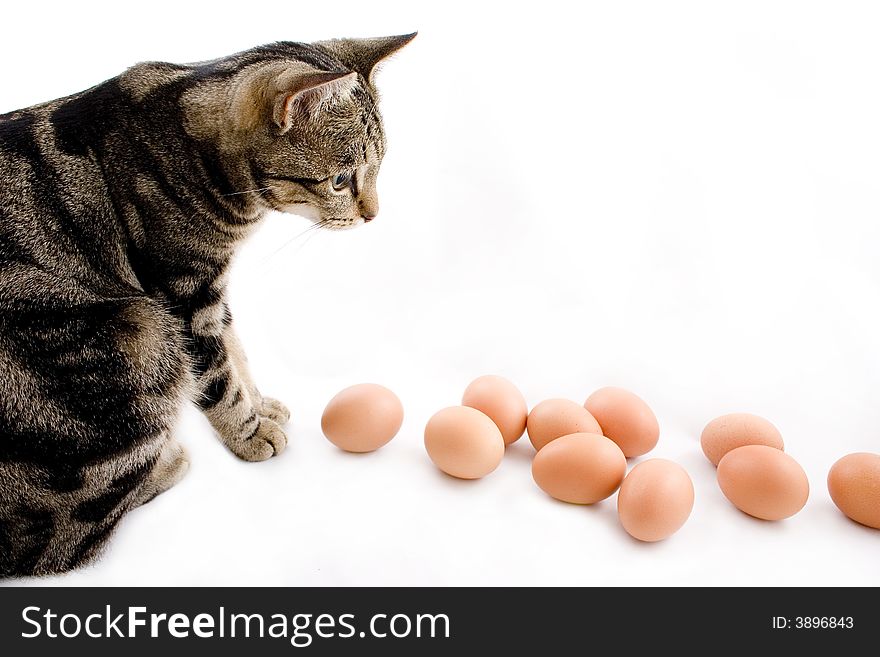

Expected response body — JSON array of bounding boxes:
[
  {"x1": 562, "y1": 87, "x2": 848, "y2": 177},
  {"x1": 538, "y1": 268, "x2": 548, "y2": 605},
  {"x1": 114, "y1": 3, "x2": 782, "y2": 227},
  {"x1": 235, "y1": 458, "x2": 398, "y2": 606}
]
[{"x1": 0, "y1": 34, "x2": 414, "y2": 577}]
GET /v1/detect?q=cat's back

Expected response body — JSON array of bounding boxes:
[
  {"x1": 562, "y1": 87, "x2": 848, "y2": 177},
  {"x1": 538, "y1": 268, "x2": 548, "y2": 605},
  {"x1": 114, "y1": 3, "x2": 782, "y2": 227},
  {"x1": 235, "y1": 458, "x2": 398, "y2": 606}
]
[
  {"x1": 0, "y1": 82, "x2": 127, "y2": 211},
  {"x1": 0, "y1": 56, "x2": 235, "y2": 288},
  {"x1": 0, "y1": 107, "x2": 51, "y2": 219},
  {"x1": 0, "y1": 84, "x2": 140, "y2": 299}
]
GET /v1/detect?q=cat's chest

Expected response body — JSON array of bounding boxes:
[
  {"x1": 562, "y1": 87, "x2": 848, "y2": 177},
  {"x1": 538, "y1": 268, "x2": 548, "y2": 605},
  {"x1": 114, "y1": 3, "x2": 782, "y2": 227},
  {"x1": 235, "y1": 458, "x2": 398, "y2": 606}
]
[{"x1": 128, "y1": 239, "x2": 232, "y2": 317}]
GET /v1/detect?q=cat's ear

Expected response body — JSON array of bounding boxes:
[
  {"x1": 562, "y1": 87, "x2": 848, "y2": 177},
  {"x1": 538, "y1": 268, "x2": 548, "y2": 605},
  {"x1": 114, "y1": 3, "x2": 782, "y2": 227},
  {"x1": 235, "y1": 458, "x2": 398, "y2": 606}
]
[
  {"x1": 315, "y1": 33, "x2": 417, "y2": 85},
  {"x1": 271, "y1": 70, "x2": 358, "y2": 133}
]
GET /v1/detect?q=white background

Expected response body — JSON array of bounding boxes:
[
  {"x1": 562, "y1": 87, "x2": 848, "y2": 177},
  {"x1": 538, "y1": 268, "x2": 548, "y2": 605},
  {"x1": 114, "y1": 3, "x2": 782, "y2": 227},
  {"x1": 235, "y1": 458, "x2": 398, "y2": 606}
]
[{"x1": 3, "y1": 0, "x2": 880, "y2": 586}]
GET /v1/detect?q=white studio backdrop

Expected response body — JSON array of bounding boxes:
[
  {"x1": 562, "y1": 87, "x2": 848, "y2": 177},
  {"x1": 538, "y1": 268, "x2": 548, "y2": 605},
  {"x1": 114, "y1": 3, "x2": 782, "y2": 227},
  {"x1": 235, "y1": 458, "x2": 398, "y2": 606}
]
[{"x1": 2, "y1": 0, "x2": 879, "y2": 586}]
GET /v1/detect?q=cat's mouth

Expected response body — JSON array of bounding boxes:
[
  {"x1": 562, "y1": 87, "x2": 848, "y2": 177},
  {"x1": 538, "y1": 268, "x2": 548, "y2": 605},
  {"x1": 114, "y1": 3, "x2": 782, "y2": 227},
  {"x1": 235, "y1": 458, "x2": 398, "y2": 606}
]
[
  {"x1": 281, "y1": 204, "x2": 363, "y2": 231},
  {"x1": 319, "y1": 217, "x2": 365, "y2": 231}
]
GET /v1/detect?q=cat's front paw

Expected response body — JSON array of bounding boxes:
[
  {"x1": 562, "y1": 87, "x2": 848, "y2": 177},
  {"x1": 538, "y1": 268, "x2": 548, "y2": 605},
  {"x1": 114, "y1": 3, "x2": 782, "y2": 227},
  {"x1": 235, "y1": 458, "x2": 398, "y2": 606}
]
[
  {"x1": 228, "y1": 418, "x2": 287, "y2": 462},
  {"x1": 261, "y1": 397, "x2": 291, "y2": 425}
]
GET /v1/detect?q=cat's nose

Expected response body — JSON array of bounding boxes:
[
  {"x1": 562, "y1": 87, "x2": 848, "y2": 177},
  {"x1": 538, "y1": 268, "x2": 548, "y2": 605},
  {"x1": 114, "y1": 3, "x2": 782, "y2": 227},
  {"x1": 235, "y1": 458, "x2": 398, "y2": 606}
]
[{"x1": 359, "y1": 197, "x2": 378, "y2": 222}]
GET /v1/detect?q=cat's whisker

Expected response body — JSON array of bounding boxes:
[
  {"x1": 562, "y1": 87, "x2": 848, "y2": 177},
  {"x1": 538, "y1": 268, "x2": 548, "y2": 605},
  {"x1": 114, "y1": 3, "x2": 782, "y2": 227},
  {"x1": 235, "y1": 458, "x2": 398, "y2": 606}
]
[
  {"x1": 257, "y1": 218, "x2": 332, "y2": 272},
  {"x1": 287, "y1": 221, "x2": 325, "y2": 259},
  {"x1": 221, "y1": 186, "x2": 278, "y2": 197}
]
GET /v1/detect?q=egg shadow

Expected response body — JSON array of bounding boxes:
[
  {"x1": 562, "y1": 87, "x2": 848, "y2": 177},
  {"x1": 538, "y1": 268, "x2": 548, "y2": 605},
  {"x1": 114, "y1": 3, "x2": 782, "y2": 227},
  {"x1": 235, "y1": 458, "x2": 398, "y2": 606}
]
[
  {"x1": 329, "y1": 447, "x2": 383, "y2": 458},
  {"x1": 503, "y1": 440, "x2": 536, "y2": 466},
  {"x1": 805, "y1": 491, "x2": 879, "y2": 536},
  {"x1": 423, "y1": 462, "x2": 486, "y2": 488},
  {"x1": 720, "y1": 505, "x2": 801, "y2": 534},
  {"x1": 833, "y1": 513, "x2": 880, "y2": 536},
  {"x1": 615, "y1": 520, "x2": 686, "y2": 548},
  {"x1": 540, "y1": 493, "x2": 627, "y2": 540},
  {"x1": 581, "y1": 499, "x2": 618, "y2": 522}
]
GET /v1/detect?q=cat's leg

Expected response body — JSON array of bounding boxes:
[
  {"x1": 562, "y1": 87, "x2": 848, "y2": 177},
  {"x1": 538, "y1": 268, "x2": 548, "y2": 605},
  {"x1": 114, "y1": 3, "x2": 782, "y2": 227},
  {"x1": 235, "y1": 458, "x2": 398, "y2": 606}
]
[
  {"x1": 224, "y1": 321, "x2": 291, "y2": 425},
  {"x1": 132, "y1": 438, "x2": 190, "y2": 507},
  {"x1": 0, "y1": 295, "x2": 188, "y2": 577},
  {"x1": 189, "y1": 299, "x2": 288, "y2": 462},
  {"x1": 0, "y1": 452, "x2": 167, "y2": 577}
]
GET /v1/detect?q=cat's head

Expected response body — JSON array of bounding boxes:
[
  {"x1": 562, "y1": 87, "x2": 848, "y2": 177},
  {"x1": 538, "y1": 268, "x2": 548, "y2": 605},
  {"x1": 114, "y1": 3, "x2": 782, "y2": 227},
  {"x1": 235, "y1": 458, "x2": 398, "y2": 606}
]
[{"x1": 183, "y1": 34, "x2": 415, "y2": 229}]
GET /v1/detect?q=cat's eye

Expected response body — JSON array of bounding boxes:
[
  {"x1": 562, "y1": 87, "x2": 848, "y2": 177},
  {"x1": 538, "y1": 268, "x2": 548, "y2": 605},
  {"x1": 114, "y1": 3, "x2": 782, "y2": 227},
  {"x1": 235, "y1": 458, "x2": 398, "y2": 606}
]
[{"x1": 331, "y1": 172, "x2": 352, "y2": 191}]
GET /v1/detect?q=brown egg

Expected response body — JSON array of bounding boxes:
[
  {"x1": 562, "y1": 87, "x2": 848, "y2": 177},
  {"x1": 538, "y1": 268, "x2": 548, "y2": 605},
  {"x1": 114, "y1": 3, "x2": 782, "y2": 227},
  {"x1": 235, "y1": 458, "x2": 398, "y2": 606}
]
[
  {"x1": 527, "y1": 399, "x2": 602, "y2": 451},
  {"x1": 531, "y1": 432, "x2": 626, "y2": 504},
  {"x1": 827, "y1": 453, "x2": 880, "y2": 530},
  {"x1": 617, "y1": 459, "x2": 694, "y2": 542},
  {"x1": 717, "y1": 445, "x2": 809, "y2": 520},
  {"x1": 424, "y1": 406, "x2": 504, "y2": 479},
  {"x1": 321, "y1": 383, "x2": 404, "y2": 453},
  {"x1": 584, "y1": 387, "x2": 659, "y2": 458},
  {"x1": 701, "y1": 413, "x2": 784, "y2": 466},
  {"x1": 462, "y1": 375, "x2": 528, "y2": 446}
]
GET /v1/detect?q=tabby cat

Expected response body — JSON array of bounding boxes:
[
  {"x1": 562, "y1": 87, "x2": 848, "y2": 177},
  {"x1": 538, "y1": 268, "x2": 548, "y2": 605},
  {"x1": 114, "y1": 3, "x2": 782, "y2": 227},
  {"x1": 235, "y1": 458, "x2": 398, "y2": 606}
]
[{"x1": 0, "y1": 33, "x2": 415, "y2": 577}]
